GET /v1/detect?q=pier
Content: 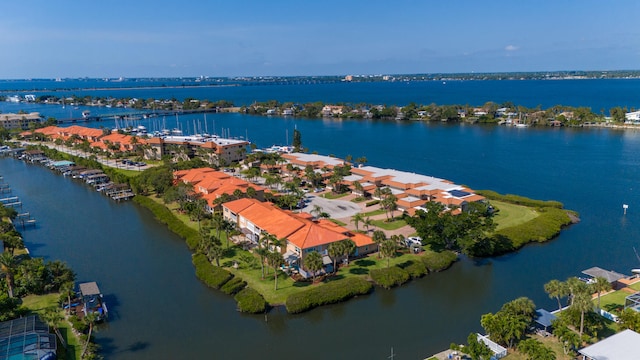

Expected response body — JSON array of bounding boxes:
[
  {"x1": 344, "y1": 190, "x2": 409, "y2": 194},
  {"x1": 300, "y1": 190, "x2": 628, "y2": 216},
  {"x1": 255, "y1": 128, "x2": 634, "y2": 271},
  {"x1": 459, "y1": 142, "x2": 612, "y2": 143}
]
[
  {"x1": 55, "y1": 107, "x2": 223, "y2": 125},
  {"x1": 16, "y1": 213, "x2": 36, "y2": 229}
]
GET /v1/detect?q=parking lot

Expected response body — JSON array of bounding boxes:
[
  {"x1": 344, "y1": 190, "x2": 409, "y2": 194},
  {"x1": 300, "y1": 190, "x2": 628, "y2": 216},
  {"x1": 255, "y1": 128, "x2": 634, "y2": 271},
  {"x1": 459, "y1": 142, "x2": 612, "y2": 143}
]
[{"x1": 300, "y1": 194, "x2": 362, "y2": 219}]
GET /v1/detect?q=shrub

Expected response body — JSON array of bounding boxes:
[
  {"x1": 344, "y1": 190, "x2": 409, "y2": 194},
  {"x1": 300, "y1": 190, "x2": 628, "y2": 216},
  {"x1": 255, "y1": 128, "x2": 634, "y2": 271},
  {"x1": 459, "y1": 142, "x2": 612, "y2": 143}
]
[
  {"x1": 192, "y1": 253, "x2": 233, "y2": 289},
  {"x1": 134, "y1": 196, "x2": 200, "y2": 249},
  {"x1": 370, "y1": 267, "x2": 410, "y2": 289},
  {"x1": 234, "y1": 287, "x2": 267, "y2": 313},
  {"x1": 285, "y1": 277, "x2": 372, "y2": 314},
  {"x1": 68, "y1": 315, "x2": 88, "y2": 333},
  {"x1": 421, "y1": 250, "x2": 457, "y2": 272},
  {"x1": 398, "y1": 260, "x2": 428, "y2": 278},
  {"x1": 220, "y1": 277, "x2": 247, "y2": 295},
  {"x1": 365, "y1": 200, "x2": 380, "y2": 207},
  {"x1": 477, "y1": 190, "x2": 564, "y2": 209}
]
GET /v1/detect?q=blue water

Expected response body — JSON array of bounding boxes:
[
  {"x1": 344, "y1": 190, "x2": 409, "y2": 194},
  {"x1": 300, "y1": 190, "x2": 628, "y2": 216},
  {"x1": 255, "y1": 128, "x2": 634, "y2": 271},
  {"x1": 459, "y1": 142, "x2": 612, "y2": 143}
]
[
  {"x1": 2, "y1": 80, "x2": 640, "y2": 358},
  {"x1": 2, "y1": 78, "x2": 640, "y2": 110}
]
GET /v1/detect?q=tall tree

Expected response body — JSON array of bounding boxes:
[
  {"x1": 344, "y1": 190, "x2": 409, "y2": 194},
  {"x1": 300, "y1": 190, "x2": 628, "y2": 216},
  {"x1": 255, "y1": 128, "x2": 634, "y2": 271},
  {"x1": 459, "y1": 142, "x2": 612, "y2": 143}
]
[
  {"x1": 380, "y1": 239, "x2": 397, "y2": 268},
  {"x1": 340, "y1": 239, "x2": 356, "y2": 266},
  {"x1": 327, "y1": 241, "x2": 344, "y2": 274},
  {"x1": 304, "y1": 251, "x2": 323, "y2": 282},
  {"x1": 0, "y1": 252, "x2": 16, "y2": 298},
  {"x1": 372, "y1": 230, "x2": 386, "y2": 258},
  {"x1": 591, "y1": 276, "x2": 612, "y2": 310},
  {"x1": 267, "y1": 251, "x2": 284, "y2": 290},
  {"x1": 351, "y1": 213, "x2": 364, "y2": 232},
  {"x1": 81, "y1": 312, "x2": 98, "y2": 359},
  {"x1": 571, "y1": 291, "x2": 593, "y2": 340},
  {"x1": 544, "y1": 279, "x2": 568, "y2": 311}
]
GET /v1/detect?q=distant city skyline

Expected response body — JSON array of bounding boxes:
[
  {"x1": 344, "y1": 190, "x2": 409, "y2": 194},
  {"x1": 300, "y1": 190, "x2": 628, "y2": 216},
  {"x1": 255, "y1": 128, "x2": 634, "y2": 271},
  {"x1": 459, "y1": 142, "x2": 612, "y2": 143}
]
[{"x1": 1, "y1": 0, "x2": 639, "y2": 79}]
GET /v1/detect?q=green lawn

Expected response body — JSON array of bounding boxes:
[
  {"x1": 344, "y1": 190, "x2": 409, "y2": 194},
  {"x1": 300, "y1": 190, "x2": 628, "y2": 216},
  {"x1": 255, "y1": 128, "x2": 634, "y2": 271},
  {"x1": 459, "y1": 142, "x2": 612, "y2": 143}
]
[
  {"x1": 503, "y1": 334, "x2": 574, "y2": 360},
  {"x1": 371, "y1": 218, "x2": 407, "y2": 230},
  {"x1": 629, "y1": 281, "x2": 640, "y2": 291},
  {"x1": 323, "y1": 192, "x2": 349, "y2": 199},
  {"x1": 21, "y1": 293, "x2": 83, "y2": 360},
  {"x1": 361, "y1": 209, "x2": 386, "y2": 217},
  {"x1": 598, "y1": 289, "x2": 632, "y2": 312},
  {"x1": 492, "y1": 200, "x2": 540, "y2": 230}
]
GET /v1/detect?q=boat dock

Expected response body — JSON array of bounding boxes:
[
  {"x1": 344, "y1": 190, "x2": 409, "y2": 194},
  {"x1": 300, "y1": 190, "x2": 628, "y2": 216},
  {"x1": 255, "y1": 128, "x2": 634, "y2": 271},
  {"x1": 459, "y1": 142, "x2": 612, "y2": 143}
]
[
  {"x1": 16, "y1": 212, "x2": 36, "y2": 229},
  {"x1": 0, "y1": 196, "x2": 22, "y2": 209},
  {"x1": 0, "y1": 183, "x2": 11, "y2": 194}
]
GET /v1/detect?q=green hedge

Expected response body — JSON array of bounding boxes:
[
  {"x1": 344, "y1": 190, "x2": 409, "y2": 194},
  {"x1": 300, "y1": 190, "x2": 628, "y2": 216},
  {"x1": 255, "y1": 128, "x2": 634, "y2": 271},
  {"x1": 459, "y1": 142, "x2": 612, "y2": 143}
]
[
  {"x1": 421, "y1": 250, "x2": 458, "y2": 272},
  {"x1": 234, "y1": 287, "x2": 267, "y2": 313},
  {"x1": 492, "y1": 207, "x2": 572, "y2": 249},
  {"x1": 192, "y1": 253, "x2": 233, "y2": 289},
  {"x1": 285, "y1": 277, "x2": 372, "y2": 314},
  {"x1": 133, "y1": 195, "x2": 200, "y2": 249},
  {"x1": 477, "y1": 190, "x2": 564, "y2": 209},
  {"x1": 220, "y1": 277, "x2": 247, "y2": 295},
  {"x1": 398, "y1": 260, "x2": 428, "y2": 278},
  {"x1": 365, "y1": 200, "x2": 380, "y2": 207},
  {"x1": 370, "y1": 267, "x2": 410, "y2": 289}
]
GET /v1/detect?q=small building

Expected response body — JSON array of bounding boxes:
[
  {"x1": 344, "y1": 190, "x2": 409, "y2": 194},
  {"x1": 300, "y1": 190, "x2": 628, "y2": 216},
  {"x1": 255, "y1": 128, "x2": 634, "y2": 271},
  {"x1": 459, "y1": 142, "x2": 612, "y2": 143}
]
[
  {"x1": 0, "y1": 315, "x2": 57, "y2": 360},
  {"x1": 582, "y1": 267, "x2": 627, "y2": 289},
  {"x1": 0, "y1": 112, "x2": 43, "y2": 130},
  {"x1": 534, "y1": 309, "x2": 557, "y2": 332},
  {"x1": 578, "y1": 329, "x2": 640, "y2": 360}
]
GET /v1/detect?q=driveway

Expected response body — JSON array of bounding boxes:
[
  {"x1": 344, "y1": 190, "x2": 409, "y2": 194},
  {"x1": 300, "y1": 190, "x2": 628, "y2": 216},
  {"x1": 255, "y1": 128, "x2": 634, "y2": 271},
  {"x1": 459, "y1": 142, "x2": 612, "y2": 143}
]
[{"x1": 301, "y1": 194, "x2": 361, "y2": 219}]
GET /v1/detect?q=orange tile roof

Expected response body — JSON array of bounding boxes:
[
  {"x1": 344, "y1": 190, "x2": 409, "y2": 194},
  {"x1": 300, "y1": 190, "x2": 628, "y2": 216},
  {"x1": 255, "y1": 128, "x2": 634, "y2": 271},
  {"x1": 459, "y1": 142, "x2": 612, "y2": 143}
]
[
  {"x1": 223, "y1": 198, "x2": 257, "y2": 214},
  {"x1": 286, "y1": 221, "x2": 347, "y2": 249}
]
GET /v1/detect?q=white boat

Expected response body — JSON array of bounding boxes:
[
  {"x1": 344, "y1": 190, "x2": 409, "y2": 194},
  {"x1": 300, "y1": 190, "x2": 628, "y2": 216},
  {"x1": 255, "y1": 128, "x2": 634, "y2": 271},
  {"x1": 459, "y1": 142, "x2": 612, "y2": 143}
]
[{"x1": 82, "y1": 110, "x2": 91, "y2": 118}]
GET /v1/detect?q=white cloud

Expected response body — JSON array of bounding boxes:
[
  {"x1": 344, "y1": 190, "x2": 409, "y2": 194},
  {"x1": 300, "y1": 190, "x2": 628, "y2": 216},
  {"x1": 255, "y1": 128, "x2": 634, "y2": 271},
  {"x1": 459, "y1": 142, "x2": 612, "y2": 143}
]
[{"x1": 505, "y1": 45, "x2": 519, "y2": 51}]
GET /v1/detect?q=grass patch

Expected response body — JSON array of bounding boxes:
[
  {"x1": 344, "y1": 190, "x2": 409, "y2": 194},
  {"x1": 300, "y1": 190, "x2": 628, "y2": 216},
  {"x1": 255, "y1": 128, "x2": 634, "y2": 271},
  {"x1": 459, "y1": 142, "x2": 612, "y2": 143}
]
[
  {"x1": 323, "y1": 192, "x2": 349, "y2": 199},
  {"x1": 492, "y1": 200, "x2": 540, "y2": 231},
  {"x1": 351, "y1": 196, "x2": 367, "y2": 203},
  {"x1": 370, "y1": 267, "x2": 410, "y2": 289},
  {"x1": 371, "y1": 218, "x2": 407, "y2": 230},
  {"x1": 362, "y1": 209, "x2": 385, "y2": 217},
  {"x1": 598, "y1": 289, "x2": 634, "y2": 312},
  {"x1": 365, "y1": 200, "x2": 380, "y2": 207},
  {"x1": 192, "y1": 253, "x2": 233, "y2": 289},
  {"x1": 285, "y1": 277, "x2": 372, "y2": 314},
  {"x1": 492, "y1": 207, "x2": 572, "y2": 249},
  {"x1": 234, "y1": 287, "x2": 267, "y2": 313},
  {"x1": 629, "y1": 281, "x2": 640, "y2": 291},
  {"x1": 329, "y1": 219, "x2": 347, "y2": 226},
  {"x1": 21, "y1": 293, "x2": 82, "y2": 360}
]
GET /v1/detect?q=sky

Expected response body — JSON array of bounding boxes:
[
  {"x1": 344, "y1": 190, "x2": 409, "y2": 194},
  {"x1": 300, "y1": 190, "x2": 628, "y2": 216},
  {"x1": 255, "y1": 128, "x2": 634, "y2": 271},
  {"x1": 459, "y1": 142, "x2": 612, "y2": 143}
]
[{"x1": 1, "y1": 0, "x2": 639, "y2": 79}]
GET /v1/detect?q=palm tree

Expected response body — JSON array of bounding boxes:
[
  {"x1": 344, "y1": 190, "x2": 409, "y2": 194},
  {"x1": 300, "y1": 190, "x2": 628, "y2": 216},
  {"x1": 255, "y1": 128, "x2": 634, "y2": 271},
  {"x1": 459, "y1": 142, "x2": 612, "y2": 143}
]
[
  {"x1": 353, "y1": 181, "x2": 364, "y2": 197},
  {"x1": 592, "y1": 276, "x2": 612, "y2": 310},
  {"x1": 372, "y1": 230, "x2": 386, "y2": 259},
  {"x1": 0, "y1": 252, "x2": 16, "y2": 298},
  {"x1": 304, "y1": 251, "x2": 323, "y2": 282},
  {"x1": 362, "y1": 216, "x2": 373, "y2": 233},
  {"x1": 43, "y1": 307, "x2": 65, "y2": 347},
  {"x1": 1, "y1": 232, "x2": 24, "y2": 255},
  {"x1": 351, "y1": 213, "x2": 364, "y2": 232},
  {"x1": 81, "y1": 312, "x2": 98, "y2": 359},
  {"x1": 544, "y1": 279, "x2": 568, "y2": 311},
  {"x1": 267, "y1": 251, "x2": 284, "y2": 290},
  {"x1": 327, "y1": 241, "x2": 344, "y2": 273},
  {"x1": 311, "y1": 205, "x2": 324, "y2": 219},
  {"x1": 222, "y1": 219, "x2": 236, "y2": 249},
  {"x1": 380, "y1": 239, "x2": 397, "y2": 268},
  {"x1": 572, "y1": 291, "x2": 593, "y2": 340},
  {"x1": 340, "y1": 239, "x2": 356, "y2": 266},
  {"x1": 60, "y1": 281, "x2": 75, "y2": 316}
]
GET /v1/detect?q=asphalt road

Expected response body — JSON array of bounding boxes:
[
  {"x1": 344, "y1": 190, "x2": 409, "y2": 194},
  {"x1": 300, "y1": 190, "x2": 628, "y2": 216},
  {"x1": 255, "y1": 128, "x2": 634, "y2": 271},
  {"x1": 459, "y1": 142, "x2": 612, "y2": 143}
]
[{"x1": 300, "y1": 194, "x2": 361, "y2": 219}]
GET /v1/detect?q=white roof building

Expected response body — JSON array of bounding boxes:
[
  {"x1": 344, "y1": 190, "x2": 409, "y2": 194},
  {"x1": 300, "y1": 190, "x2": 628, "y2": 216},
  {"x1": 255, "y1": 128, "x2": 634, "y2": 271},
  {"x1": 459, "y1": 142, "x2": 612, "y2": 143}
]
[{"x1": 578, "y1": 329, "x2": 640, "y2": 360}]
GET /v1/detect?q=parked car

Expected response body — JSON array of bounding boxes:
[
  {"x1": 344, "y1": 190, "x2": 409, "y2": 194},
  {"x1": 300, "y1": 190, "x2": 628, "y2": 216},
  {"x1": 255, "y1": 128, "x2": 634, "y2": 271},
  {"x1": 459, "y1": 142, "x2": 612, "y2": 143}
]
[{"x1": 406, "y1": 236, "x2": 422, "y2": 247}]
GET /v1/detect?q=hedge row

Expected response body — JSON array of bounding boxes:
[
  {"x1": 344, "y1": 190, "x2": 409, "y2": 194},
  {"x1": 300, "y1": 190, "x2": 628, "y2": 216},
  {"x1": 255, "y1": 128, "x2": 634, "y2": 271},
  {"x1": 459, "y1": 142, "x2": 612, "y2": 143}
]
[
  {"x1": 234, "y1": 287, "x2": 267, "y2": 313},
  {"x1": 398, "y1": 260, "x2": 428, "y2": 278},
  {"x1": 493, "y1": 207, "x2": 572, "y2": 249},
  {"x1": 285, "y1": 277, "x2": 373, "y2": 314},
  {"x1": 421, "y1": 250, "x2": 458, "y2": 272},
  {"x1": 365, "y1": 200, "x2": 380, "y2": 207},
  {"x1": 133, "y1": 196, "x2": 200, "y2": 249},
  {"x1": 370, "y1": 267, "x2": 411, "y2": 289},
  {"x1": 192, "y1": 253, "x2": 233, "y2": 289},
  {"x1": 220, "y1": 277, "x2": 247, "y2": 295},
  {"x1": 477, "y1": 190, "x2": 564, "y2": 209}
]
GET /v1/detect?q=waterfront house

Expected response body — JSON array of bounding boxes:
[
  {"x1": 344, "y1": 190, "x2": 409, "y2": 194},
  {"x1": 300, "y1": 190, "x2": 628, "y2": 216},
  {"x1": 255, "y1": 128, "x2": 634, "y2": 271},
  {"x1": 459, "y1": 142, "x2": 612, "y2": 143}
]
[
  {"x1": 578, "y1": 329, "x2": 640, "y2": 360},
  {"x1": 0, "y1": 112, "x2": 43, "y2": 130},
  {"x1": 222, "y1": 198, "x2": 375, "y2": 277},
  {"x1": 146, "y1": 135, "x2": 248, "y2": 164}
]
